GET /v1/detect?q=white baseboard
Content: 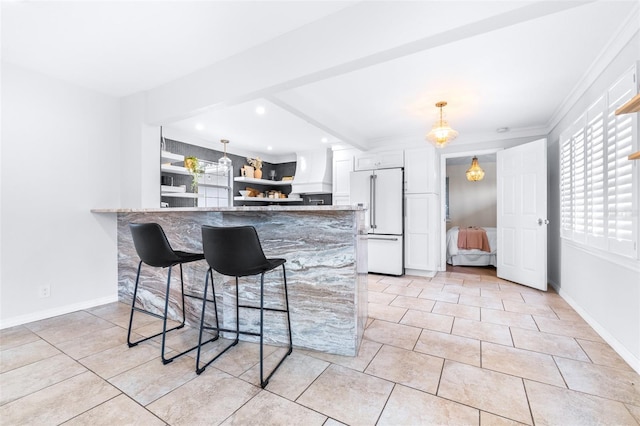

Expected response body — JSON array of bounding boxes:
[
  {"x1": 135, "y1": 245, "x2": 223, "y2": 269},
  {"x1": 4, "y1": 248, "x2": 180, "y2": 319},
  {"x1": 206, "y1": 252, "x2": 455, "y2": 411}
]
[
  {"x1": 550, "y1": 282, "x2": 640, "y2": 375},
  {"x1": 405, "y1": 268, "x2": 437, "y2": 278},
  {"x1": 0, "y1": 295, "x2": 120, "y2": 330}
]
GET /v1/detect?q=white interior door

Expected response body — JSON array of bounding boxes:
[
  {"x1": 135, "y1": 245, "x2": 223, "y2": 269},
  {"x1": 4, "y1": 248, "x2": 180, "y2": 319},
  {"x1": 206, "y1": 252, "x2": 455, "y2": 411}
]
[{"x1": 497, "y1": 138, "x2": 548, "y2": 290}]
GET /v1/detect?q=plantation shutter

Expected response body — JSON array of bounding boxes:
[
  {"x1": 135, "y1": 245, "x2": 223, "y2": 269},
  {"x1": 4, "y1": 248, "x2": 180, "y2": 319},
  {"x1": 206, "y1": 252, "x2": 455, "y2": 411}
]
[
  {"x1": 585, "y1": 96, "x2": 607, "y2": 249},
  {"x1": 560, "y1": 129, "x2": 573, "y2": 239},
  {"x1": 571, "y1": 115, "x2": 586, "y2": 242},
  {"x1": 606, "y1": 69, "x2": 637, "y2": 258}
]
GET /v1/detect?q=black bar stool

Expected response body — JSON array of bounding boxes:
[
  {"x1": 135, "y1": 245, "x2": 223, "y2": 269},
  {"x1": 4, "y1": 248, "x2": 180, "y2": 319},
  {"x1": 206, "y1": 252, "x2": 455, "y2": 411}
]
[
  {"x1": 128, "y1": 222, "x2": 214, "y2": 364},
  {"x1": 196, "y1": 225, "x2": 293, "y2": 388}
]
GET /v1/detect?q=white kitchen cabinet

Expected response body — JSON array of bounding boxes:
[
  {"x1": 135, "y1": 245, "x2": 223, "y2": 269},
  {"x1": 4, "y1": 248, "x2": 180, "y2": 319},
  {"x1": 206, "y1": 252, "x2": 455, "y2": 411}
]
[
  {"x1": 405, "y1": 193, "x2": 439, "y2": 274},
  {"x1": 332, "y1": 148, "x2": 360, "y2": 205},
  {"x1": 404, "y1": 146, "x2": 439, "y2": 194},
  {"x1": 354, "y1": 150, "x2": 404, "y2": 171}
]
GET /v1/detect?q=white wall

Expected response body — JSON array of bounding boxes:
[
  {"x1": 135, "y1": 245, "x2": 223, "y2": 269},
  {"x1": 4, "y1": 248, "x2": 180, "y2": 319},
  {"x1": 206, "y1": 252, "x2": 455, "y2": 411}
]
[
  {"x1": 0, "y1": 62, "x2": 121, "y2": 327},
  {"x1": 120, "y1": 94, "x2": 160, "y2": 209},
  {"x1": 447, "y1": 162, "x2": 496, "y2": 230},
  {"x1": 547, "y1": 32, "x2": 640, "y2": 371}
]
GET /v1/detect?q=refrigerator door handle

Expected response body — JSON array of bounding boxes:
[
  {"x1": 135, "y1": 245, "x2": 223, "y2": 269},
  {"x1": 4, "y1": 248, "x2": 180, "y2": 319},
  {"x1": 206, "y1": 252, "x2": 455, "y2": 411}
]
[
  {"x1": 370, "y1": 174, "x2": 376, "y2": 229},
  {"x1": 368, "y1": 236, "x2": 399, "y2": 241}
]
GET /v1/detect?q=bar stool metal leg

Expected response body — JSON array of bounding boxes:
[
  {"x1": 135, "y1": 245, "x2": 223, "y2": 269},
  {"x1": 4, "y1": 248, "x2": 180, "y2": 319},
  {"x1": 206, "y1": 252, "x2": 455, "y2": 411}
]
[
  {"x1": 196, "y1": 269, "x2": 240, "y2": 374},
  {"x1": 128, "y1": 262, "x2": 185, "y2": 349},
  {"x1": 258, "y1": 264, "x2": 293, "y2": 388}
]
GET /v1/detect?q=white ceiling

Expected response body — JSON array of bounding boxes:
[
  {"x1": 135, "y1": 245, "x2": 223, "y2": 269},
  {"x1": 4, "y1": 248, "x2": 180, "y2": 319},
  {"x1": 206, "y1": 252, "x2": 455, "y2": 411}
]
[{"x1": 2, "y1": 1, "x2": 638, "y2": 159}]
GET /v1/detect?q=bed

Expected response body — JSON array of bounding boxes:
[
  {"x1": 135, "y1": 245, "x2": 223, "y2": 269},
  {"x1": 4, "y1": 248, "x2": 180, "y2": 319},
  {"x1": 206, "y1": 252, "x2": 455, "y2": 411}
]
[{"x1": 446, "y1": 226, "x2": 497, "y2": 267}]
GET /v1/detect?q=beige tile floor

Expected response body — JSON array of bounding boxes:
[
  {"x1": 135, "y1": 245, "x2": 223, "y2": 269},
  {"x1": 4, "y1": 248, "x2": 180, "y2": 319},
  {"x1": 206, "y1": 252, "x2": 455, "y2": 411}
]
[{"x1": 2, "y1": 270, "x2": 640, "y2": 425}]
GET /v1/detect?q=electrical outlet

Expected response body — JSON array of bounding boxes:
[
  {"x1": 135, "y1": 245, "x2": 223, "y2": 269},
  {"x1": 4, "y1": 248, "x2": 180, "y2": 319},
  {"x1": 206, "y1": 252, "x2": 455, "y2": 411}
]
[{"x1": 38, "y1": 284, "x2": 51, "y2": 298}]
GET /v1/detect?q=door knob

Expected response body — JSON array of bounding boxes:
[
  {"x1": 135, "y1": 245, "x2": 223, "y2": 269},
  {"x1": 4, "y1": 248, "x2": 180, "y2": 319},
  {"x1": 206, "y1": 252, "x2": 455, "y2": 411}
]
[{"x1": 538, "y1": 218, "x2": 550, "y2": 226}]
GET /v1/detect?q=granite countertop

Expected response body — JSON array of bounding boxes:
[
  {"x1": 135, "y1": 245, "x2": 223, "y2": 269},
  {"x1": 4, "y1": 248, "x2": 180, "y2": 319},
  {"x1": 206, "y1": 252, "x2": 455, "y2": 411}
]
[{"x1": 91, "y1": 205, "x2": 366, "y2": 213}]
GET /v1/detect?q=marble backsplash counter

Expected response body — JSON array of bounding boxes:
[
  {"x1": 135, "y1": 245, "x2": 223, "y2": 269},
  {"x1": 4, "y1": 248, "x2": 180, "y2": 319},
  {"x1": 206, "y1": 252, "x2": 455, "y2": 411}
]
[{"x1": 94, "y1": 206, "x2": 368, "y2": 356}]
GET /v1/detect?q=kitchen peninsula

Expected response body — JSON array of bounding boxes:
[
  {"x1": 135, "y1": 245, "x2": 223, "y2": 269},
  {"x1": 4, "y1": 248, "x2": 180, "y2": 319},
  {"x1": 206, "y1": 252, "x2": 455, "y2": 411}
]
[{"x1": 92, "y1": 205, "x2": 367, "y2": 356}]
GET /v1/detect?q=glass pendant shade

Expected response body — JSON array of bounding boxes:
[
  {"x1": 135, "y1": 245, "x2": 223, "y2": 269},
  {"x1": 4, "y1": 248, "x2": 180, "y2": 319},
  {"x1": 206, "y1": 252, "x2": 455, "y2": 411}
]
[
  {"x1": 426, "y1": 101, "x2": 458, "y2": 148},
  {"x1": 218, "y1": 139, "x2": 232, "y2": 171},
  {"x1": 466, "y1": 156, "x2": 485, "y2": 181}
]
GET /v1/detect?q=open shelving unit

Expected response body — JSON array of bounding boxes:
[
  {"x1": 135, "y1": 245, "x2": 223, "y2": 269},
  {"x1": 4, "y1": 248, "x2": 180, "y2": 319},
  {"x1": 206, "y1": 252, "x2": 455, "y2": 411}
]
[
  {"x1": 234, "y1": 196, "x2": 300, "y2": 203},
  {"x1": 233, "y1": 176, "x2": 300, "y2": 204},
  {"x1": 161, "y1": 151, "x2": 232, "y2": 205},
  {"x1": 234, "y1": 177, "x2": 293, "y2": 186}
]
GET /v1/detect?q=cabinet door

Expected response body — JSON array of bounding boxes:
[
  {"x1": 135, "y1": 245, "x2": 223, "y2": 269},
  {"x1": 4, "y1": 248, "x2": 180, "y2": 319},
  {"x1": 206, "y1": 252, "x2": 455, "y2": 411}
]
[
  {"x1": 354, "y1": 150, "x2": 404, "y2": 171},
  {"x1": 377, "y1": 150, "x2": 404, "y2": 169},
  {"x1": 405, "y1": 146, "x2": 438, "y2": 194},
  {"x1": 333, "y1": 195, "x2": 351, "y2": 206},
  {"x1": 354, "y1": 155, "x2": 377, "y2": 171},
  {"x1": 333, "y1": 156, "x2": 353, "y2": 198},
  {"x1": 405, "y1": 193, "x2": 439, "y2": 270}
]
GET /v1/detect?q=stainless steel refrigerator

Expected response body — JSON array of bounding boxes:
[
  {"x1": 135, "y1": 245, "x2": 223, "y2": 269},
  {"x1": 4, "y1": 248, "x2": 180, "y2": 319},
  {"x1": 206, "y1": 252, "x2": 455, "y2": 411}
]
[{"x1": 350, "y1": 167, "x2": 404, "y2": 275}]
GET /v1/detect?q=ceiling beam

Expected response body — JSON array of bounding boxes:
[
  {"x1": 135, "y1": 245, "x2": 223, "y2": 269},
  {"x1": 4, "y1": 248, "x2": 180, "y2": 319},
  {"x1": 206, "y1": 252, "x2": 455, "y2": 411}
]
[
  {"x1": 266, "y1": 94, "x2": 369, "y2": 151},
  {"x1": 146, "y1": 1, "x2": 590, "y2": 125}
]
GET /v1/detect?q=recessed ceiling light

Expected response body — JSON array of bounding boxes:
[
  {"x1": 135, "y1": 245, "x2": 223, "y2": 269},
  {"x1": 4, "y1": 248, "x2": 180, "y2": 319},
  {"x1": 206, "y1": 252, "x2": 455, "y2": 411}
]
[
  {"x1": 496, "y1": 127, "x2": 510, "y2": 133},
  {"x1": 256, "y1": 106, "x2": 266, "y2": 115},
  {"x1": 321, "y1": 137, "x2": 328, "y2": 143},
  {"x1": 267, "y1": 146, "x2": 273, "y2": 151},
  {"x1": 195, "y1": 123, "x2": 204, "y2": 131}
]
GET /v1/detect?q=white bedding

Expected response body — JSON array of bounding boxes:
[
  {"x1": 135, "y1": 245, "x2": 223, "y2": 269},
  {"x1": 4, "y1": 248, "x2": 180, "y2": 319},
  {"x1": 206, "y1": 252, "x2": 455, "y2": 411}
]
[{"x1": 446, "y1": 226, "x2": 497, "y2": 267}]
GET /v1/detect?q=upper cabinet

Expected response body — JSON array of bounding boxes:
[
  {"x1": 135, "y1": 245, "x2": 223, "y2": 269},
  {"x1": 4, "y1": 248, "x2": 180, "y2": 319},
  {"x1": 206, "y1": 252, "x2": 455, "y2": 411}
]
[
  {"x1": 404, "y1": 146, "x2": 439, "y2": 194},
  {"x1": 333, "y1": 148, "x2": 360, "y2": 205},
  {"x1": 354, "y1": 150, "x2": 404, "y2": 171}
]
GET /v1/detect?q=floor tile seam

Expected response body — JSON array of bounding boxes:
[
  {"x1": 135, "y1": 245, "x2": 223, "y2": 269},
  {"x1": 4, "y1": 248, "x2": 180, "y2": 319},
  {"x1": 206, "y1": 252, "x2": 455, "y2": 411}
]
[
  {"x1": 573, "y1": 339, "x2": 638, "y2": 373},
  {"x1": 412, "y1": 346, "x2": 482, "y2": 370},
  {"x1": 528, "y1": 322, "x2": 604, "y2": 343},
  {"x1": 0, "y1": 350, "x2": 89, "y2": 389},
  {"x1": 56, "y1": 326, "x2": 133, "y2": 361},
  {"x1": 0, "y1": 367, "x2": 95, "y2": 409},
  {"x1": 281, "y1": 387, "x2": 341, "y2": 423},
  {"x1": 373, "y1": 382, "x2": 397, "y2": 425},
  {"x1": 624, "y1": 410, "x2": 640, "y2": 426},
  {"x1": 76, "y1": 347, "x2": 166, "y2": 381},
  {"x1": 104, "y1": 352, "x2": 197, "y2": 405},
  {"x1": 58, "y1": 392, "x2": 125, "y2": 424},
  {"x1": 121, "y1": 393, "x2": 169, "y2": 425},
  {"x1": 288, "y1": 361, "x2": 335, "y2": 406},
  {"x1": 521, "y1": 376, "x2": 536, "y2": 426},
  {"x1": 450, "y1": 317, "x2": 512, "y2": 337},
  {"x1": 433, "y1": 385, "x2": 516, "y2": 422},
  {"x1": 522, "y1": 375, "x2": 638, "y2": 409},
  {"x1": 33, "y1": 321, "x2": 126, "y2": 348},
  {"x1": 483, "y1": 337, "x2": 578, "y2": 363},
  {"x1": 479, "y1": 353, "x2": 568, "y2": 389},
  {"x1": 0, "y1": 332, "x2": 43, "y2": 351},
  {"x1": 441, "y1": 359, "x2": 535, "y2": 425},
  {"x1": 552, "y1": 353, "x2": 640, "y2": 379},
  {"x1": 84, "y1": 307, "x2": 130, "y2": 328},
  {"x1": 0, "y1": 342, "x2": 64, "y2": 375}
]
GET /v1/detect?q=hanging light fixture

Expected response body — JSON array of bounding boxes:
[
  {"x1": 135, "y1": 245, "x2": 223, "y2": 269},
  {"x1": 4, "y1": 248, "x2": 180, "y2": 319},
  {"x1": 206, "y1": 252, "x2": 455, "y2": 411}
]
[
  {"x1": 426, "y1": 101, "x2": 458, "y2": 148},
  {"x1": 218, "y1": 139, "x2": 232, "y2": 171},
  {"x1": 466, "y1": 156, "x2": 485, "y2": 182}
]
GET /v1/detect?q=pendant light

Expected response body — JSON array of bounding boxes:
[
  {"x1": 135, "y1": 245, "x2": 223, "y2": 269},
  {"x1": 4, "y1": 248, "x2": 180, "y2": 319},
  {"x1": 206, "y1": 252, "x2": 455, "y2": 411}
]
[
  {"x1": 466, "y1": 156, "x2": 485, "y2": 182},
  {"x1": 218, "y1": 139, "x2": 232, "y2": 171},
  {"x1": 426, "y1": 101, "x2": 458, "y2": 148}
]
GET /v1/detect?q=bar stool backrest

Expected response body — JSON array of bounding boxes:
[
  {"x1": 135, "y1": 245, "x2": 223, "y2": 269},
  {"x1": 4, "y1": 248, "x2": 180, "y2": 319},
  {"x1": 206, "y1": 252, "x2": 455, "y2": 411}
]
[
  {"x1": 201, "y1": 225, "x2": 270, "y2": 277},
  {"x1": 130, "y1": 222, "x2": 181, "y2": 268}
]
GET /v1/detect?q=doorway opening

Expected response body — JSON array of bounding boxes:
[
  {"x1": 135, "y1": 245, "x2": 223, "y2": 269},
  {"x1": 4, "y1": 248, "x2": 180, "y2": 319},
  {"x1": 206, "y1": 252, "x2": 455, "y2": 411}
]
[{"x1": 439, "y1": 149, "x2": 500, "y2": 272}]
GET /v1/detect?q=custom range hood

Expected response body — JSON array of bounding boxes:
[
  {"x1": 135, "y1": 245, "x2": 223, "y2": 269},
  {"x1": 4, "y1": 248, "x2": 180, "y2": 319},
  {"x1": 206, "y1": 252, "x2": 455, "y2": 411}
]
[{"x1": 291, "y1": 148, "x2": 333, "y2": 194}]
